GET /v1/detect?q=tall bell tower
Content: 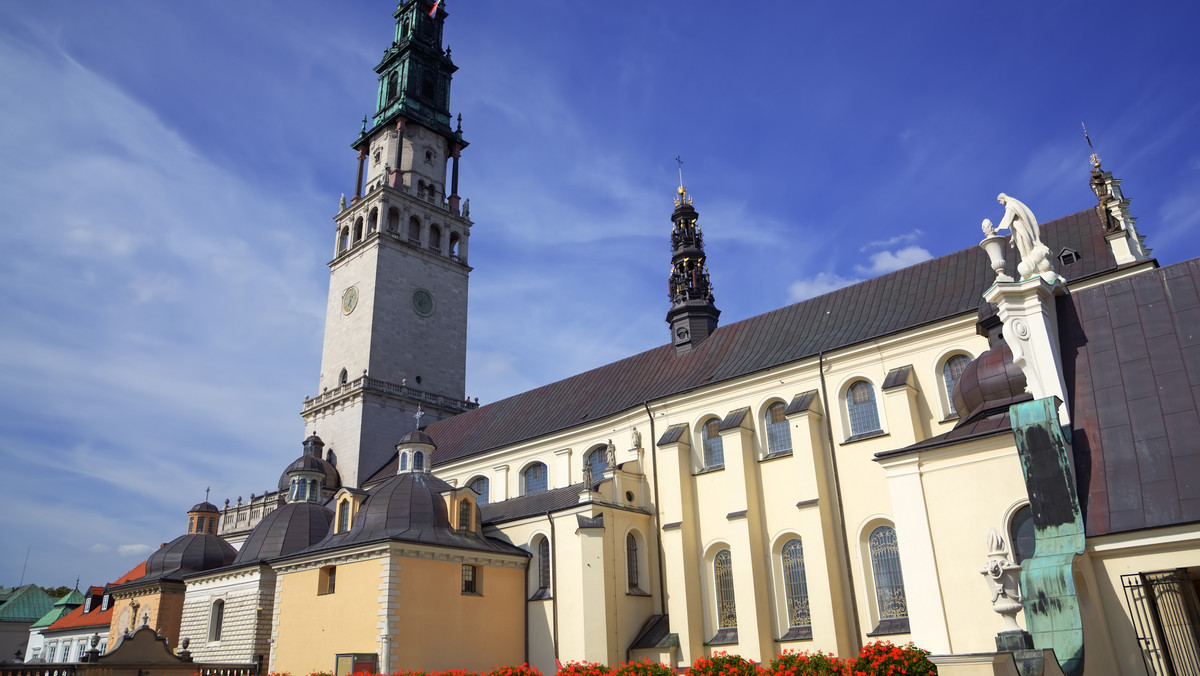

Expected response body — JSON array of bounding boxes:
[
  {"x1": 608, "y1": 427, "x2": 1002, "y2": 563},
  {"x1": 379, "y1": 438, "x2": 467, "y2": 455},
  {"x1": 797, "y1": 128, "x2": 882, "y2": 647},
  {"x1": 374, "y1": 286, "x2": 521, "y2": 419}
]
[{"x1": 303, "y1": 0, "x2": 475, "y2": 488}]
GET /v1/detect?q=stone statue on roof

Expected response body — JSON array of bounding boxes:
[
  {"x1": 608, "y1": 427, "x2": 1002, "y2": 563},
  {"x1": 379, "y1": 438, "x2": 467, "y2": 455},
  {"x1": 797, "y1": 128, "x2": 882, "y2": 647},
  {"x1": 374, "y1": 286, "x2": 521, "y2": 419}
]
[
  {"x1": 994, "y1": 193, "x2": 1062, "y2": 284},
  {"x1": 606, "y1": 439, "x2": 617, "y2": 470}
]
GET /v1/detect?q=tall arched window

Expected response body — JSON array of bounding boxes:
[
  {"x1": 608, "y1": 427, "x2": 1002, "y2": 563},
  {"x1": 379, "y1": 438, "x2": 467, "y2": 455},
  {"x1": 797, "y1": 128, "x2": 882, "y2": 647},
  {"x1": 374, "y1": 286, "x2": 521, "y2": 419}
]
[
  {"x1": 764, "y1": 402, "x2": 791, "y2": 455},
  {"x1": 387, "y1": 207, "x2": 400, "y2": 232},
  {"x1": 408, "y1": 216, "x2": 422, "y2": 244},
  {"x1": 714, "y1": 549, "x2": 737, "y2": 630},
  {"x1": 386, "y1": 71, "x2": 398, "y2": 100},
  {"x1": 537, "y1": 537, "x2": 551, "y2": 593},
  {"x1": 367, "y1": 208, "x2": 378, "y2": 234},
  {"x1": 469, "y1": 476, "x2": 489, "y2": 505},
  {"x1": 209, "y1": 599, "x2": 224, "y2": 641},
  {"x1": 943, "y1": 354, "x2": 971, "y2": 416},
  {"x1": 338, "y1": 227, "x2": 349, "y2": 252},
  {"x1": 846, "y1": 381, "x2": 882, "y2": 437},
  {"x1": 782, "y1": 539, "x2": 811, "y2": 629},
  {"x1": 429, "y1": 225, "x2": 442, "y2": 251},
  {"x1": 702, "y1": 418, "x2": 724, "y2": 469},
  {"x1": 353, "y1": 217, "x2": 364, "y2": 244},
  {"x1": 449, "y1": 233, "x2": 460, "y2": 260},
  {"x1": 585, "y1": 446, "x2": 608, "y2": 484},
  {"x1": 869, "y1": 526, "x2": 908, "y2": 622},
  {"x1": 337, "y1": 500, "x2": 350, "y2": 533},
  {"x1": 626, "y1": 533, "x2": 640, "y2": 591},
  {"x1": 1009, "y1": 504, "x2": 1036, "y2": 564},
  {"x1": 458, "y1": 499, "x2": 472, "y2": 532},
  {"x1": 339, "y1": 368, "x2": 348, "y2": 385},
  {"x1": 399, "y1": 453, "x2": 408, "y2": 471},
  {"x1": 413, "y1": 451, "x2": 425, "y2": 471},
  {"x1": 523, "y1": 462, "x2": 547, "y2": 495}
]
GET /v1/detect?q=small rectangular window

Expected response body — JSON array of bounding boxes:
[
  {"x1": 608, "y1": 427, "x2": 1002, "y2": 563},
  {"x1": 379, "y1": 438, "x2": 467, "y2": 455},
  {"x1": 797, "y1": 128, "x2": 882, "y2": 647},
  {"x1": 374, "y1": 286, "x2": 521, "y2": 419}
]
[
  {"x1": 462, "y1": 564, "x2": 477, "y2": 594},
  {"x1": 319, "y1": 565, "x2": 337, "y2": 595}
]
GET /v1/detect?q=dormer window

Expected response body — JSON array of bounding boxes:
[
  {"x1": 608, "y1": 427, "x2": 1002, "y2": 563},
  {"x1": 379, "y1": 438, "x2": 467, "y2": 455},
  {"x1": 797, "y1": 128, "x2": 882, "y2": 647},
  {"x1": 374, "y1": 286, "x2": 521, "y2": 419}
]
[{"x1": 1058, "y1": 247, "x2": 1080, "y2": 266}]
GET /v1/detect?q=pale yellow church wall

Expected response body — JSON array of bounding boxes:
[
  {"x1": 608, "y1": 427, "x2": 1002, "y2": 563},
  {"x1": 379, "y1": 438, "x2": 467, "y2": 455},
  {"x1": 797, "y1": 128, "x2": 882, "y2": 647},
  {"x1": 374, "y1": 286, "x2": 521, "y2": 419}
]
[
  {"x1": 390, "y1": 557, "x2": 525, "y2": 672},
  {"x1": 272, "y1": 558, "x2": 384, "y2": 675},
  {"x1": 106, "y1": 589, "x2": 186, "y2": 651},
  {"x1": 1083, "y1": 525, "x2": 1200, "y2": 676},
  {"x1": 906, "y1": 439, "x2": 1031, "y2": 653}
]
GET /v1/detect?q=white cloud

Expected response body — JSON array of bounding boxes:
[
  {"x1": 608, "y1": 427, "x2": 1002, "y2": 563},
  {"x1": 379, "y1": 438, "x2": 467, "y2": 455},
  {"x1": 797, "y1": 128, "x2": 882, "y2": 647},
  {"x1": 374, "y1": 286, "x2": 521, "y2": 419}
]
[
  {"x1": 787, "y1": 272, "x2": 862, "y2": 302},
  {"x1": 861, "y1": 229, "x2": 924, "y2": 252},
  {"x1": 854, "y1": 245, "x2": 933, "y2": 275},
  {"x1": 118, "y1": 544, "x2": 154, "y2": 557}
]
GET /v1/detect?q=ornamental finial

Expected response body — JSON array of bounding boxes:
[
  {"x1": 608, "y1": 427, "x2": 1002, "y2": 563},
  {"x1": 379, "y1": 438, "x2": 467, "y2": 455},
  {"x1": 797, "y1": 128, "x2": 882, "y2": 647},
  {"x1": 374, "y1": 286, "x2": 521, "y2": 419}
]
[{"x1": 1083, "y1": 123, "x2": 1101, "y2": 169}]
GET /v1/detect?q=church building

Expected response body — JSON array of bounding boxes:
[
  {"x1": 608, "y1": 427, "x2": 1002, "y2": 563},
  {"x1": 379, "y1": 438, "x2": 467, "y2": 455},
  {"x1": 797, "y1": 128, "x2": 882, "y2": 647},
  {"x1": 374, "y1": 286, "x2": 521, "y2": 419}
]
[{"x1": 98, "y1": 1, "x2": 1197, "y2": 675}]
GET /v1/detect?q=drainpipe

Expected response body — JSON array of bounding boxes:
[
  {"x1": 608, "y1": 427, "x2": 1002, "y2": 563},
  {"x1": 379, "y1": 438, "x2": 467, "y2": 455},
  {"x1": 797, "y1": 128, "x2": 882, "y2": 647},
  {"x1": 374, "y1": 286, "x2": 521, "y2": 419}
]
[
  {"x1": 643, "y1": 401, "x2": 667, "y2": 617},
  {"x1": 524, "y1": 554, "x2": 531, "y2": 664},
  {"x1": 819, "y1": 351, "x2": 863, "y2": 646},
  {"x1": 547, "y1": 510, "x2": 560, "y2": 661}
]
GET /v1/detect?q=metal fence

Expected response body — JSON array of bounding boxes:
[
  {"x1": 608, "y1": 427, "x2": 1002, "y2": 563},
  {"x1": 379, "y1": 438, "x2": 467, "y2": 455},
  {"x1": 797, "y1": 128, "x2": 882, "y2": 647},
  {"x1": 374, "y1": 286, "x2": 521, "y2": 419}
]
[{"x1": 1122, "y1": 569, "x2": 1200, "y2": 676}]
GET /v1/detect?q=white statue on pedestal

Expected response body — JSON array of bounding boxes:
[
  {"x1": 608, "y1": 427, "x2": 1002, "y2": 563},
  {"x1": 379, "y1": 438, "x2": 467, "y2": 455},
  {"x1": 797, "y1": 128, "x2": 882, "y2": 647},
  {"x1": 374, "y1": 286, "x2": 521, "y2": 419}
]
[{"x1": 993, "y1": 193, "x2": 1062, "y2": 284}]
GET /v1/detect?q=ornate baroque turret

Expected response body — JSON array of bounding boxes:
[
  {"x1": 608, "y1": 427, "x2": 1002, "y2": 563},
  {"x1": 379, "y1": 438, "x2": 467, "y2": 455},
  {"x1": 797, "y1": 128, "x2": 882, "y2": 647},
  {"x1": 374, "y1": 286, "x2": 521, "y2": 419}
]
[
  {"x1": 666, "y1": 185, "x2": 720, "y2": 353},
  {"x1": 1088, "y1": 153, "x2": 1151, "y2": 265}
]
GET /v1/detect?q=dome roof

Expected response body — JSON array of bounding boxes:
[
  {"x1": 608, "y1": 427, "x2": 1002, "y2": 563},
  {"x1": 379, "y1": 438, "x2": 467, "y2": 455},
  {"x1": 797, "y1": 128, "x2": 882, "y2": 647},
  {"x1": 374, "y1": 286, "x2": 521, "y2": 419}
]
[
  {"x1": 398, "y1": 429, "x2": 435, "y2": 447},
  {"x1": 233, "y1": 502, "x2": 334, "y2": 565},
  {"x1": 951, "y1": 343, "x2": 1029, "y2": 426},
  {"x1": 277, "y1": 454, "x2": 341, "y2": 493},
  {"x1": 189, "y1": 501, "x2": 220, "y2": 514},
  {"x1": 142, "y1": 532, "x2": 238, "y2": 581}
]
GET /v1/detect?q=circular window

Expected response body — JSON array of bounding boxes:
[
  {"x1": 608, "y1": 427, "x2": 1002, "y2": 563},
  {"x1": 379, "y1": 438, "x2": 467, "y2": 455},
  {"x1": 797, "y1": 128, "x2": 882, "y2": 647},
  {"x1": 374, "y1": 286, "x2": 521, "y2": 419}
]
[{"x1": 412, "y1": 289, "x2": 434, "y2": 316}]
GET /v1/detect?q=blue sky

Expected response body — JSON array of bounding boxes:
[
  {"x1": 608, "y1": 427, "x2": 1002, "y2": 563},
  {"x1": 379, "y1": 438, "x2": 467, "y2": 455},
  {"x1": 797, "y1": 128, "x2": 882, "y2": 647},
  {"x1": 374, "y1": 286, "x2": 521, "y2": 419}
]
[{"x1": 1, "y1": 1, "x2": 1197, "y2": 588}]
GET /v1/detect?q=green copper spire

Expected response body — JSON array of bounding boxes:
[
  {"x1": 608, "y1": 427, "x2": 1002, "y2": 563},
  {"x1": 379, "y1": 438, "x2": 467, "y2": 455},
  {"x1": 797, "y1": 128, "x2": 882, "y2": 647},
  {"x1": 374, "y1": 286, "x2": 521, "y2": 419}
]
[{"x1": 368, "y1": 0, "x2": 457, "y2": 138}]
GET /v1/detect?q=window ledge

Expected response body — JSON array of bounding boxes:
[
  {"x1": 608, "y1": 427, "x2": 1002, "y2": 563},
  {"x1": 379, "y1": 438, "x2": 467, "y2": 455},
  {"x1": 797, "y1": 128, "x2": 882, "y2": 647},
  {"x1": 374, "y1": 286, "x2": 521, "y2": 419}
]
[
  {"x1": 626, "y1": 588, "x2": 652, "y2": 597},
  {"x1": 528, "y1": 588, "x2": 553, "y2": 601},
  {"x1": 760, "y1": 450, "x2": 794, "y2": 463},
  {"x1": 704, "y1": 628, "x2": 739, "y2": 646},
  {"x1": 693, "y1": 465, "x2": 725, "y2": 476},
  {"x1": 461, "y1": 591, "x2": 483, "y2": 597},
  {"x1": 775, "y1": 626, "x2": 812, "y2": 642},
  {"x1": 843, "y1": 430, "x2": 888, "y2": 445},
  {"x1": 866, "y1": 617, "x2": 910, "y2": 636},
  {"x1": 939, "y1": 413, "x2": 960, "y2": 424}
]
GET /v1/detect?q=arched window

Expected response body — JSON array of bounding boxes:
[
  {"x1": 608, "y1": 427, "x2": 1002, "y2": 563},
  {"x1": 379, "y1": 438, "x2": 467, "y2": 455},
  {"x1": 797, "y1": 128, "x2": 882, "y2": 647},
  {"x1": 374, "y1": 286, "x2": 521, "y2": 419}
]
[
  {"x1": 782, "y1": 539, "x2": 811, "y2": 629},
  {"x1": 408, "y1": 216, "x2": 422, "y2": 244},
  {"x1": 209, "y1": 599, "x2": 224, "y2": 641},
  {"x1": 1009, "y1": 504, "x2": 1036, "y2": 564},
  {"x1": 536, "y1": 536, "x2": 551, "y2": 594},
  {"x1": 846, "y1": 381, "x2": 882, "y2": 438},
  {"x1": 626, "y1": 533, "x2": 640, "y2": 591},
  {"x1": 764, "y1": 402, "x2": 791, "y2": 455},
  {"x1": 196, "y1": 516, "x2": 206, "y2": 533},
  {"x1": 387, "y1": 207, "x2": 400, "y2": 232},
  {"x1": 585, "y1": 446, "x2": 608, "y2": 484},
  {"x1": 294, "y1": 480, "x2": 307, "y2": 502},
  {"x1": 869, "y1": 526, "x2": 908, "y2": 622},
  {"x1": 339, "y1": 368, "x2": 348, "y2": 385},
  {"x1": 702, "y1": 418, "x2": 724, "y2": 469},
  {"x1": 714, "y1": 549, "x2": 737, "y2": 630},
  {"x1": 429, "y1": 225, "x2": 442, "y2": 252},
  {"x1": 449, "y1": 233, "x2": 460, "y2": 260},
  {"x1": 338, "y1": 227, "x2": 349, "y2": 252},
  {"x1": 399, "y1": 453, "x2": 408, "y2": 471},
  {"x1": 413, "y1": 451, "x2": 425, "y2": 471},
  {"x1": 386, "y1": 71, "x2": 398, "y2": 100},
  {"x1": 337, "y1": 500, "x2": 350, "y2": 533},
  {"x1": 458, "y1": 499, "x2": 471, "y2": 532},
  {"x1": 468, "y1": 476, "x2": 489, "y2": 505},
  {"x1": 353, "y1": 217, "x2": 364, "y2": 244},
  {"x1": 523, "y1": 462, "x2": 547, "y2": 495},
  {"x1": 943, "y1": 354, "x2": 971, "y2": 416},
  {"x1": 367, "y1": 208, "x2": 378, "y2": 234}
]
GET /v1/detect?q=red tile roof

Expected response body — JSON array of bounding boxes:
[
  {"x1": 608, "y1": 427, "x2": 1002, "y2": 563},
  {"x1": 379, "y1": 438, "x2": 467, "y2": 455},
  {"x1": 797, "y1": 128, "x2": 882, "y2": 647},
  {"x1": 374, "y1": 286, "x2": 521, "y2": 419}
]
[{"x1": 45, "y1": 561, "x2": 148, "y2": 632}]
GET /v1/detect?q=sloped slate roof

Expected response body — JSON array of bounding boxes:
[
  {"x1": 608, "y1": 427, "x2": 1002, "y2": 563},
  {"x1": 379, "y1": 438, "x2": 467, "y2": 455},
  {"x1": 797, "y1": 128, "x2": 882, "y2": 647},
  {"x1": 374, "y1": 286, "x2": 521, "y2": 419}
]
[
  {"x1": 410, "y1": 208, "x2": 1116, "y2": 469},
  {"x1": 479, "y1": 483, "x2": 588, "y2": 525},
  {"x1": 1063, "y1": 257, "x2": 1200, "y2": 536}
]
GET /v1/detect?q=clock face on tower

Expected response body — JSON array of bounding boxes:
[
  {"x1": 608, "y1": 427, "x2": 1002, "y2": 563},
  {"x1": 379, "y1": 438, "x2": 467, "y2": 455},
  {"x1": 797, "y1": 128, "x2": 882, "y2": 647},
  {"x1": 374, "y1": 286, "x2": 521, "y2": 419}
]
[
  {"x1": 342, "y1": 286, "x2": 359, "y2": 314},
  {"x1": 412, "y1": 289, "x2": 435, "y2": 316}
]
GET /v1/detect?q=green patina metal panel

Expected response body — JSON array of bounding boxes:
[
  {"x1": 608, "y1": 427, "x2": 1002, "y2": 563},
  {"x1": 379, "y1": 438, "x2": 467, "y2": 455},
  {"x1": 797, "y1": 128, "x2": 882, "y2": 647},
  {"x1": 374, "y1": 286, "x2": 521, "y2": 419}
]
[{"x1": 1009, "y1": 398, "x2": 1085, "y2": 676}]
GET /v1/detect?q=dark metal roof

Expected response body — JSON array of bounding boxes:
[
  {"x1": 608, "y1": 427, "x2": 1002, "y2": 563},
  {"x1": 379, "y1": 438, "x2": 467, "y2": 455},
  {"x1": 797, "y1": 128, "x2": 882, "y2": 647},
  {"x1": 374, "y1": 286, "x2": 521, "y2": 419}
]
[
  {"x1": 300, "y1": 471, "x2": 524, "y2": 557},
  {"x1": 785, "y1": 390, "x2": 820, "y2": 415},
  {"x1": 189, "y1": 501, "x2": 219, "y2": 514},
  {"x1": 128, "y1": 533, "x2": 238, "y2": 585},
  {"x1": 656, "y1": 424, "x2": 688, "y2": 447},
  {"x1": 479, "y1": 483, "x2": 588, "y2": 525},
  {"x1": 232, "y1": 502, "x2": 334, "y2": 565},
  {"x1": 882, "y1": 365, "x2": 913, "y2": 390},
  {"x1": 415, "y1": 208, "x2": 1117, "y2": 468},
  {"x1": 1063, "y1": 257, "x2": 1200, "y2": 536},
  {"x1": 277, "y1": 453, "x2": 341, "y2": 494},
  {"x1": 629, "y1": 614, "x2": 678, "y2": 650},
  {"x1": 399, "y1": 429, "x2": 436, "y2": 446},
  {"x1": 718, "y1": 407, "x2": 750, "y2": 431}
]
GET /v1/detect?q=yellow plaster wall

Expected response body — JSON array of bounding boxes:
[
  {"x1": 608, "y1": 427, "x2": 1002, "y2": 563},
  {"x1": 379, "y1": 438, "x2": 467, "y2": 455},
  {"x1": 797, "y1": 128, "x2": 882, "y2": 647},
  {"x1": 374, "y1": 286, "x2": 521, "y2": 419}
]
[
  {"x1": 390, "y1": 557, "x2": 525, "y2": 672},
  {"x1": 273, "y1": 558, "x2": 385, "y2": 675},
  {"x1": 106, "y1": 589, "x2": 186, "y2": 651}
]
